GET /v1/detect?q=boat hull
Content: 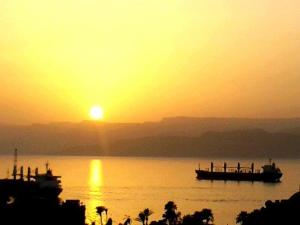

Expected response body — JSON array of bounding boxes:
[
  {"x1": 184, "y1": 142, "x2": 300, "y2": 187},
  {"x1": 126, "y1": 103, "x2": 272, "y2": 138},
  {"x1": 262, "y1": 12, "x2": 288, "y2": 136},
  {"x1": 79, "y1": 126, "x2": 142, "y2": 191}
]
[
  {"x1": 195, "y1": 170, "x2": 282, "y2": 182},
  {"x1": 0, "y1": 179, "x2": 62, "y2": 200}
]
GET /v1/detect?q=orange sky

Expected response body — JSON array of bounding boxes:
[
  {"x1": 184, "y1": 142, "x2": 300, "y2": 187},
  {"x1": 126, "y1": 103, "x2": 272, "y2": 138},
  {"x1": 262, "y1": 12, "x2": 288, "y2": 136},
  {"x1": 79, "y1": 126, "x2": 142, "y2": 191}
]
[{"x1": 1, "y1": 0, "x2": 300, "y2": 124}]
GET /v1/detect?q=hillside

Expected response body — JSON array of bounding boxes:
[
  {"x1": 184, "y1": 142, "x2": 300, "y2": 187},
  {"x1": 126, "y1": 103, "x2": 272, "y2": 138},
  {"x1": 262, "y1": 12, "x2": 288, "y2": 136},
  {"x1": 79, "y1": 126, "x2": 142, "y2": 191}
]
[{"x1": 0, "y1": 117, "x2": 300, "y2": 158}]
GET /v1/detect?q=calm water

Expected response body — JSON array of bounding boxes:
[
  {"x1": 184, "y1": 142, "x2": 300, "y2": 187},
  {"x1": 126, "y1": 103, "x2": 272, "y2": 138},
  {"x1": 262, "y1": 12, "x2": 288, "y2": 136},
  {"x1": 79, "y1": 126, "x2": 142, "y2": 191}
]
[{"x1": 0, "y1": 156, "x2": 299, "y2": 225}]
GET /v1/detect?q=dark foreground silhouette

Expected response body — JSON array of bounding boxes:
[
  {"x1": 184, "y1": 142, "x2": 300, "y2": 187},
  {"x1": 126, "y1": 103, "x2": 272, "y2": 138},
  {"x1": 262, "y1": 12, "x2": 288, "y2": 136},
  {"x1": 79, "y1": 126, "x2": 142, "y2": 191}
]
[
  {"x1": 236, "y1": 191, "x2": 300, "y2": 225},
  {"x1": 0, "y1": 154, "x2": 85, "y2": 225},
  {"x1": 0, "y1": 197, "x2": 85, "y2": 225},
  {"x1": 95, "y1": 201, "x2": 214, "y2": 225},
  {"x1": 0, "y1": 187, "x2": 299, "y2": 225},
  {"x1": 95, "y1": 192, "x2": 300, "y2": 225}
]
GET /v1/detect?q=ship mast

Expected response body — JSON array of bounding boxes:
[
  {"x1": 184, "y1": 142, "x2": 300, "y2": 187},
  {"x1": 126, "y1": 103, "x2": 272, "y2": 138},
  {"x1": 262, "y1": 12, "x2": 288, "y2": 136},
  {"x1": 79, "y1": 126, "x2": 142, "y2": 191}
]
[{"x1": 13, "y1": 148, "x2": 18, "y2": 180}]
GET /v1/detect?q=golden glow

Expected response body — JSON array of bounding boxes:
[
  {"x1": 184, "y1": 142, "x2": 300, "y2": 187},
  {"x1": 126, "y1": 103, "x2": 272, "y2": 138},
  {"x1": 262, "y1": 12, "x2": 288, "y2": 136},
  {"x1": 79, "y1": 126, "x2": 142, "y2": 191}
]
[
  {"x1": 89, "y1": 160, "x2": 103, "y2": 187},
  {"x1": 90, "y1": 106, "x2": 104, "y2": 120},
  {"x1": 1, "y1": 1, "x2": 300, "y2": 123},
  {"x1": 88, "y1": 160, "x2": 104, "y2": 224}
]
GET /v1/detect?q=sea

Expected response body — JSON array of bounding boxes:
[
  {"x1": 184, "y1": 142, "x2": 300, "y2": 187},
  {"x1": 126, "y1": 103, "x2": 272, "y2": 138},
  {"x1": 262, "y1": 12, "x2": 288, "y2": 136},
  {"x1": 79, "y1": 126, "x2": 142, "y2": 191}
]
[{"x1": 0, "y1": 156, "x2": 299, "y2": 225}]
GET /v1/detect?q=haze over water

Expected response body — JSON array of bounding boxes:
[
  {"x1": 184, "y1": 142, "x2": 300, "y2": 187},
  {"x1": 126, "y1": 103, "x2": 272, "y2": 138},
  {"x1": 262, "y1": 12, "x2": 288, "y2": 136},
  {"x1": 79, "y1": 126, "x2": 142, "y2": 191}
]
[{"x1": 1, "y1": 155, "x2": 299, "y2": 225}]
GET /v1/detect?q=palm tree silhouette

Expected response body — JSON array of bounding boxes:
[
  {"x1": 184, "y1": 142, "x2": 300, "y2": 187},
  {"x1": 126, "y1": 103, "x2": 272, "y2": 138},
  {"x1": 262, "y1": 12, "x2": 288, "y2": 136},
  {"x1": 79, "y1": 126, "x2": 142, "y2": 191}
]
[
  {"x1": 107, "y1": 218, "x2": 113, "y2": 225},
  {"x1": 199, "y1": 209, "x2": 214, "y2": 225},
  {"x1": 143, "y1": 208, "x2": 153, "y2": 225},
  {"x1": 163, "y1": 201, "x2": 180, "y2": 225},
  {"x1": 135, "y1": 212, "x2": 146, "y2": 225},
  {"x1": 123, "y1": 216, "x2": 132, "y2": 225},
  {"x1": 236, "y1": 211, "x2": 248, "y2": 225},
  {"x1": 182, "y1": 209, "x2": 214, "y2": 225},
  {"x1": 97, "y1": 206, "x2": 108, "y2": 225}
]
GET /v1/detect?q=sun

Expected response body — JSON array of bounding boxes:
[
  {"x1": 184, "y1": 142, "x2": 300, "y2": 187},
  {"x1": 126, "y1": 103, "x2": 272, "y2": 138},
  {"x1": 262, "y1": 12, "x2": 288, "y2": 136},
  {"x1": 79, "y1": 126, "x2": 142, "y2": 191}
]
[{"x1": 89, "y1": 106, "x2": 104, "y2": 120}]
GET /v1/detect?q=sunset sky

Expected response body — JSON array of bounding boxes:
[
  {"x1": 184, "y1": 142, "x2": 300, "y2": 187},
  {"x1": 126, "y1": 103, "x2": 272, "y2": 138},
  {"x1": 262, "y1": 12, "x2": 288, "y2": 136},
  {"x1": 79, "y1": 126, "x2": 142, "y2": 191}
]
[{"x1": 1, "y1": 0, "x2": 300, "y2": 124}]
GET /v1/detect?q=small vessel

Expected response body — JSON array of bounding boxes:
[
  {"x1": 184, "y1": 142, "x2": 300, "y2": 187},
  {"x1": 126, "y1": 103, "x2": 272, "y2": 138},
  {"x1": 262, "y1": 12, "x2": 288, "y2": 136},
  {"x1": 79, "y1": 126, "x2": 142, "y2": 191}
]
[
  {"x1": 0, "y1": 149, "x2": 62, "y2": 202},
  {"x1": 195, "y1": 160, "x2": 282, "y2": 182}
]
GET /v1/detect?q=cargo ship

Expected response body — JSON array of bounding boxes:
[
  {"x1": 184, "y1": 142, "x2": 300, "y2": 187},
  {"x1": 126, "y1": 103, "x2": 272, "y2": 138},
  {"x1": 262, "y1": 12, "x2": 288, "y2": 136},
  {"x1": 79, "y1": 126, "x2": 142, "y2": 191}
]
[
  {"x1": 195, "y1": 160, "x2": 282, "y2": 182},
  {"x1": 0, "y1": 149, "x2": 62, "y2": 202},
  {"x1": 0, "y1": 149, "x2": 86, "y2": 225}
]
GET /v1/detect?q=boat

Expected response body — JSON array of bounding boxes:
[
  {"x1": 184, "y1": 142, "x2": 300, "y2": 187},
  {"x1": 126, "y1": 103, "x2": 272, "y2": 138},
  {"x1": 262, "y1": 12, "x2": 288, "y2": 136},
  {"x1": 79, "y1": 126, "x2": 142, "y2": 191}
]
[
  {"x1": 195, "y1": 160, "x2": 282, "y2": 182},
  {"x1": 0, "y1": 149, "x2": 62, "y2": 202},
  {"x1": 0, "y1": 150, "x2": 86, "y2": 225}
]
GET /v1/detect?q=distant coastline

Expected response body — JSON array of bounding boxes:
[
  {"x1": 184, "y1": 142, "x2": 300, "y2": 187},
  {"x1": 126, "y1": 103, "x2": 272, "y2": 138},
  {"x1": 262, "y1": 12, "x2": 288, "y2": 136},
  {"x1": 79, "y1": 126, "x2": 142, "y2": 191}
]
[
  {"x1": 2, "y1": 153, "x2": 300, "y2": 159},
  {"x1": 1, "y1": 117, "x2": 300, "y2": 158}
]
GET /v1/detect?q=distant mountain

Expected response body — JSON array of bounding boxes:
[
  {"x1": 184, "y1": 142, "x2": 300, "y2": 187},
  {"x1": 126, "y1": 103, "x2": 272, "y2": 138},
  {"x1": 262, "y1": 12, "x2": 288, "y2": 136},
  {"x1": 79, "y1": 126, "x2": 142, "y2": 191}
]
[
  {"x1": 160, "y1": 117, "x2": 300, "y2": 134},
  {"x1": 279, "y1": 127, "x2": 300, "y2": 135},
  {"x1": 0, "y1": 117, "x2": 300, "y2": 158},
  {"x1": 86, "y1": 129, "x2": 300, "y2": 158}
]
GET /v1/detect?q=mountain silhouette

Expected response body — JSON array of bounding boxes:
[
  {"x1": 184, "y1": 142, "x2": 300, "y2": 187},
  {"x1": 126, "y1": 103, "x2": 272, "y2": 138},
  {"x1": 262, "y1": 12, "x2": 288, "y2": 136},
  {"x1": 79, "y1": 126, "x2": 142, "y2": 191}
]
[{"x1": 0, "y1": 117, "x2": 300, "y2": 158}]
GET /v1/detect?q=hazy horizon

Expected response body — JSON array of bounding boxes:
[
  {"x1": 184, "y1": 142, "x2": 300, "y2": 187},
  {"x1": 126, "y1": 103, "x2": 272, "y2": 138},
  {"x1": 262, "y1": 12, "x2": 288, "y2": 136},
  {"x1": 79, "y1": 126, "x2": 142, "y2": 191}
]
[{"x1": 3, "y1": 116, "x2": 300, "y2": 126}]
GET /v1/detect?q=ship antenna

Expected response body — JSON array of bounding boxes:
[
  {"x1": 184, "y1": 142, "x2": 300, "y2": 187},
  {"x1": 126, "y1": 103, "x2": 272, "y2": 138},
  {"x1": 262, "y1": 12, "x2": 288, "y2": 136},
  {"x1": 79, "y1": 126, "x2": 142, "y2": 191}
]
[
  {"x1": 268, "y1": 158, "x2": 272, "y2": 165},
  {"x1": 46, "y1": 161, "x2": 49, "y2": 171},
  {"x1": 13, "y1": 148, "x2": 18, "y2": 180},
  {"x1": 14, "y1": 148, "x2": 18, "y2": 167}
]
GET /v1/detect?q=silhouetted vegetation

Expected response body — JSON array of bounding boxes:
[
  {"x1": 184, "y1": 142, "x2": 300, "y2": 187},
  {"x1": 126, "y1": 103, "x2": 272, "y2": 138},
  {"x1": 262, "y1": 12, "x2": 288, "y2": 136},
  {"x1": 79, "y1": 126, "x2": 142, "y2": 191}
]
[
  {"x1": 94, "y1": 192, "x2": 300, "y2": 225},
  {"x1": 236, "y1": 192, "x2": 300, "y2": 225},
  {"x1": 96, "y1": 202, "x2": 213, "y2": 225},
  {"x1": 123, "y1": 216, "x2": 132, "y2": 225},
  {"x1": 182, "y1": 209, "x2": 214, "y2": 225},
  {"x1": 135, "y1": 208, "x2": 154, "y2": 225},
  {"x1": 136, "y1": 211, "x2": 147, "y2": 225},
  {"x1": 97, "y1": 206, "x2": 108, "y2": 225}
]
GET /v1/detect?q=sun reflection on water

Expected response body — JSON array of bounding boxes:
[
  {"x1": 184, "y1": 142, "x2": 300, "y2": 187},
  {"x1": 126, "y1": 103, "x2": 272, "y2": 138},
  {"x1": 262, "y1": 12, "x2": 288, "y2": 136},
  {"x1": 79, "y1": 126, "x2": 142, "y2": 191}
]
[{"x1": 87, "y1": 159, "x2": 104, "y2": 225}]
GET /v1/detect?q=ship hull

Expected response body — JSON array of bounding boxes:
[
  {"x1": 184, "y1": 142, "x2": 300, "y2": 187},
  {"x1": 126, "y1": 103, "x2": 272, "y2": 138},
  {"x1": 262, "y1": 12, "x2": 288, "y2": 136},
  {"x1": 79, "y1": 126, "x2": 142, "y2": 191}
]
[
  {"x1": 195, "y1": 170, "x2": 282, "y2": 182},
  {"x1": 0, "y1": 179, "x2": 62, "y2": 200}
]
